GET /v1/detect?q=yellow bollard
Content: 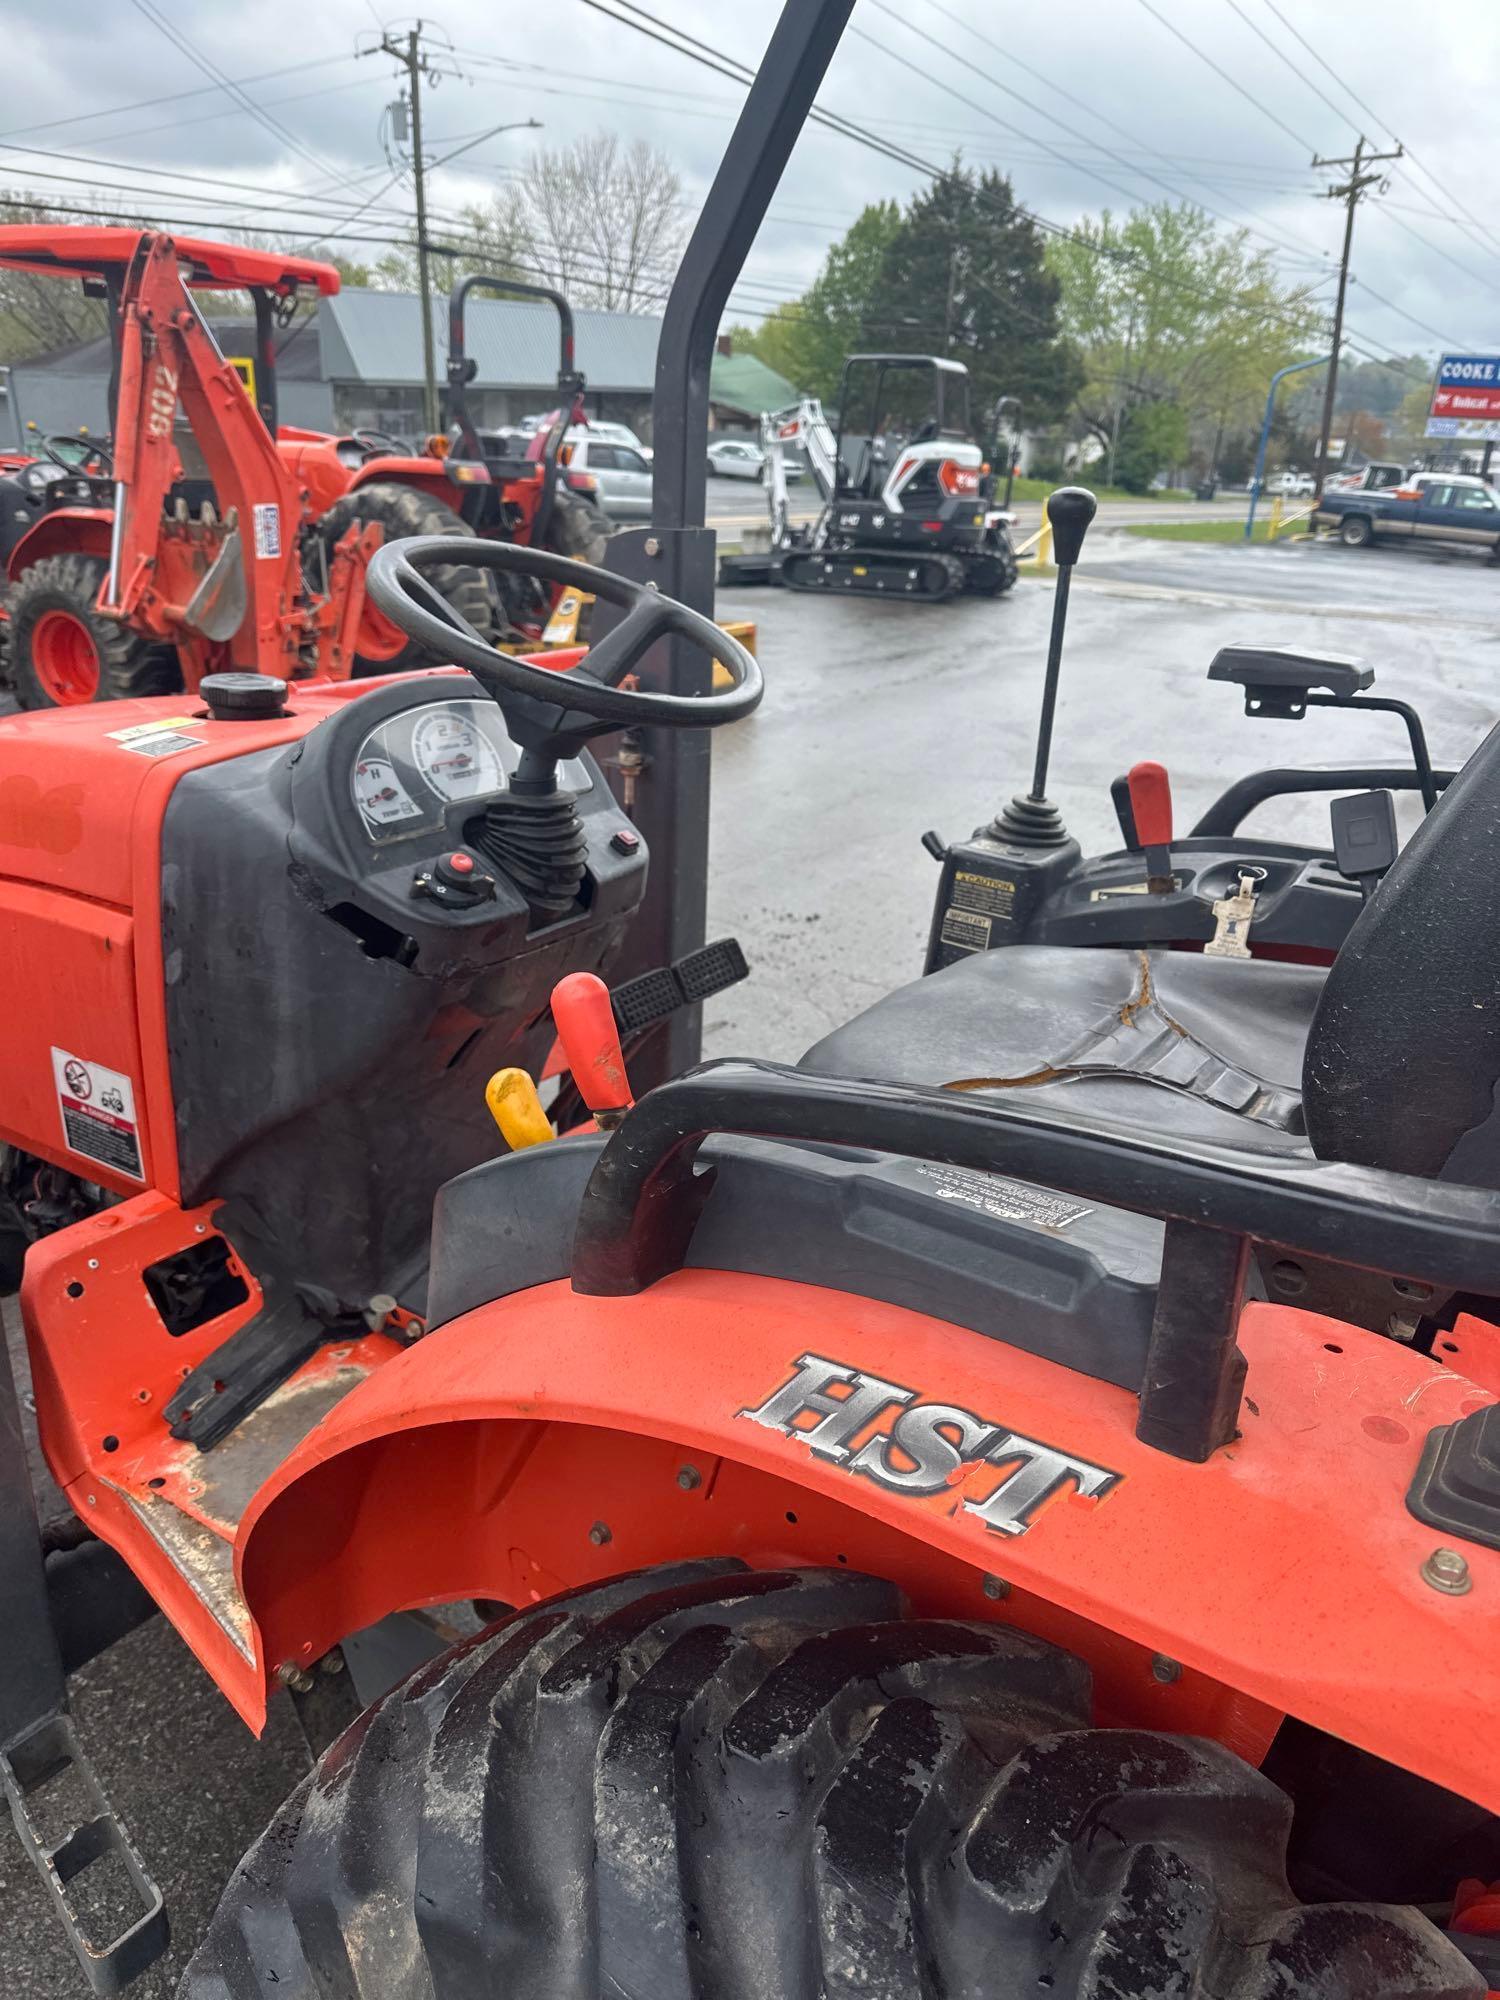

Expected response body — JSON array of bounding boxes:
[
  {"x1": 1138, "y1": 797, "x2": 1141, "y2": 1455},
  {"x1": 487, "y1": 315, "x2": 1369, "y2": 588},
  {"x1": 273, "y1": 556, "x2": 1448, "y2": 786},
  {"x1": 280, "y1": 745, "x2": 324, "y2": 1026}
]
[
  {"x1": 1037, "y1": 495, "x2": 1054, "y2": 567},
  {"x1": 485, "y1": 1068, "x2": 554, "y2": 1151},
  {"x1": 1267, "y1": 495, "x2": 1283, "y2": 541}
]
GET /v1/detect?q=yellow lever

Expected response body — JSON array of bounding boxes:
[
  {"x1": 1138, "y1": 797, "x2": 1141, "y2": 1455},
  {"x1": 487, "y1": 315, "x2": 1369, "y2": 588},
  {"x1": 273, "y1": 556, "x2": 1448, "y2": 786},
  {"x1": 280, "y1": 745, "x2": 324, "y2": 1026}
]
[{"x1": 485, "y1": 1068, "x2": 554, "y2": 1150}]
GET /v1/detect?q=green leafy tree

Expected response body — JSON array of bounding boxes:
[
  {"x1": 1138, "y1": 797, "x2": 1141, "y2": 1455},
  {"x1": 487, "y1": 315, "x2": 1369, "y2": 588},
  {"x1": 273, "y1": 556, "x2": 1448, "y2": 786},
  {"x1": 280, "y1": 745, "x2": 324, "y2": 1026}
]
[
  {"x1": 1046, "y1": 202, "x2": 1324, "y2": 475},
  {"x1": 1113, "y1": 400, "x2": 1189, "y2": 492},
  {"x1": 728, "y1": 202, "x2": 903, "y2": 401},
  {"x1": 863, "y1": 168, "x2": 1080, "y2": 427}
]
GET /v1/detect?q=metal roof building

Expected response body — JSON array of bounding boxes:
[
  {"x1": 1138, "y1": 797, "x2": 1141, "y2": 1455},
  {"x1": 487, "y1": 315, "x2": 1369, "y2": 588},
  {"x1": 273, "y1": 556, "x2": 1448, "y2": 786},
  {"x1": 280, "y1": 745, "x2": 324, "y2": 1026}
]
[{"x1": 1, "y1": 291, "x2": 803, "y2": 450}]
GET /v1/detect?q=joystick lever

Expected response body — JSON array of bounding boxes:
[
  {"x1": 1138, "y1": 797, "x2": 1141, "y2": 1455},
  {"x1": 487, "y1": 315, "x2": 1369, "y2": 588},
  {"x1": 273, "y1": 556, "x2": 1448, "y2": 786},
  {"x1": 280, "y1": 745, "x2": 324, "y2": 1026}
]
[
  {"x1": 991, "y1": 485, "x2": 1097, "y2": 848},
  {"x1": 1127, "y1": 761, "x2": 1174, "y2": 893},
  {"x1": 551, "y1": 971, "x2": 633, "y2": 1128}
]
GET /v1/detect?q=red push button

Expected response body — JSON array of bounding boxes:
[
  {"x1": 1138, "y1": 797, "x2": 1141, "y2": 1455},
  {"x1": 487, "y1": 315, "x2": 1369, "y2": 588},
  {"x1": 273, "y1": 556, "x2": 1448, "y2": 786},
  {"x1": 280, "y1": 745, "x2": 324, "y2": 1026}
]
[{"x1": 446, "y1": 851, "x2": 475, "y2": 875}]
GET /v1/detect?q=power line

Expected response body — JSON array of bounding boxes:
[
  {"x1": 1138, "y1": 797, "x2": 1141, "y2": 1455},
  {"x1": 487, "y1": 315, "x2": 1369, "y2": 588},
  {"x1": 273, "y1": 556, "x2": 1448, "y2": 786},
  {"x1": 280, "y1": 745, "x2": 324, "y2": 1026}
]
[
  {"x1": 1132, "y1": 0, "x2": 1318, "y2": 157},
  {"x1": 861, "y1": 1, "x2": 1333, "y2": 273},
  {"x1": 1254, "y1": 0, "x2": 1500, "y2": 263},
  {"x1": 0, "y1": 52, "x2": 360, "y2": 143},
  {"x1": 1217, "y1": 0, "x2": 1358, "y2": 139},
  {"x1": 127, "y1": 0, "x2": 344, "y2": 183}
]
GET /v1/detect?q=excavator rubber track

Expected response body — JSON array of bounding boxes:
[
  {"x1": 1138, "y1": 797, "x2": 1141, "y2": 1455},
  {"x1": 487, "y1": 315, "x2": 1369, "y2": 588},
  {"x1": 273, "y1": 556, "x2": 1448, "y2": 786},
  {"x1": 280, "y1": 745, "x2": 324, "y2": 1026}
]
[{"x1": 781, "y1": 548, "x2": 966, "y2": 601}]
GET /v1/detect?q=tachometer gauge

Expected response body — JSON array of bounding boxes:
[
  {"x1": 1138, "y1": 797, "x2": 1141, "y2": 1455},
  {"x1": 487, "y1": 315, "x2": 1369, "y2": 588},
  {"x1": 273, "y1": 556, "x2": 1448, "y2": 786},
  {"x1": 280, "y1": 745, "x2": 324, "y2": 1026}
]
[
  {"x1": 353, "y1": 755, "x2": 423, "y2": 831},
  {"x1": 412, "y1": 707, "x2": 504, "y2": 800}
]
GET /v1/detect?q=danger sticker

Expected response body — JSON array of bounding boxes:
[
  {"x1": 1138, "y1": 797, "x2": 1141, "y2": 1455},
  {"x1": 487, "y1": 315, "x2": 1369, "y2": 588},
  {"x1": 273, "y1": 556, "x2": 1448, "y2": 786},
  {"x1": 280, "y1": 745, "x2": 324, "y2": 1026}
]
[
  {"x1": 253, "y1": 502, "x2": 281, "y2": 559},
  {"x1": 51, "y1": 1048, "x2": 144, "y2": 1181},
  {"x1": 108, "y1": 716, "x2": 198, "y2": 742}
]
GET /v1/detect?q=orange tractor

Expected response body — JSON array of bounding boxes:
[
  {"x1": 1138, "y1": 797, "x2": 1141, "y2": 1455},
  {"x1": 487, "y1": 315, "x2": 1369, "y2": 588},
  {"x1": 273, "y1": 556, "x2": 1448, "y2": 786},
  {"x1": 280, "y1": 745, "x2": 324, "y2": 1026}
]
[
  {"x1": 1, "y1": 3, "x2": 1498, "y2": 1996},
  {"x1": 0, "y1": 228, "x2": 610, "y2": 707}
]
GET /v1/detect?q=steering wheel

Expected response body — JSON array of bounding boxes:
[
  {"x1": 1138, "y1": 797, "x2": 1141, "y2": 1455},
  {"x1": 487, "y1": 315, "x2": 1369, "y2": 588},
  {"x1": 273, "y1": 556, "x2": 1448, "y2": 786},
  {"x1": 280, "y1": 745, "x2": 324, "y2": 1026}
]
[
  {"x1": 365, "y1": 537, "x2": 762, "y2": 737},
  {"x1": 351, "y1": 427, "x2": 411, "y2": 459},
  {"x1": 39, "y1": 433, "x2": 112, "y2": 474}
]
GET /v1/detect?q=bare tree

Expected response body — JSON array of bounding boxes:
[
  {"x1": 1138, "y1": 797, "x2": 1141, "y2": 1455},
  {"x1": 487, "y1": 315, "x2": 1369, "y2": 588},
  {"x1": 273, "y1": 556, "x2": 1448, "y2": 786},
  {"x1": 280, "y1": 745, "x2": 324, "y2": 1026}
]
[{"x1": 520, "y1": 133, "x2": 687, "y2": 312}]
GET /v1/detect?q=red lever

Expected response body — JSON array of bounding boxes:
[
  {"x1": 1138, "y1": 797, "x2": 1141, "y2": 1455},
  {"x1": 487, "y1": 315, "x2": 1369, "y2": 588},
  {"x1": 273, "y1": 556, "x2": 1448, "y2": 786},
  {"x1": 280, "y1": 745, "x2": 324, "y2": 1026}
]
[
  {"x1": 551, "y1": 972, "x2": 632, "y2": 1124},
  {"x1": 1127, "y1": 761, "x2": 1173, "y2": 848}
]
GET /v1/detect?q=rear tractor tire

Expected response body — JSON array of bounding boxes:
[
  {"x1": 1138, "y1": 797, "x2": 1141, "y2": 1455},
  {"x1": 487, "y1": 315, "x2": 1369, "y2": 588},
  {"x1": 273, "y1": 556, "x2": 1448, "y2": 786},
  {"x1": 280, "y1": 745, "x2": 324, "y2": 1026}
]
[
  {"x1": 7, "y1": 554, "x2": 179, "y2": 709},
  {"x1": 180, "y1": 1559, "x2": 1478, "y2": 2000},
  {"x1": 315, "y1": 482, "x2": 500, "y2": 676},
  {"x1": 545, "y1": 485, "x2": 613, "y2": 566}
]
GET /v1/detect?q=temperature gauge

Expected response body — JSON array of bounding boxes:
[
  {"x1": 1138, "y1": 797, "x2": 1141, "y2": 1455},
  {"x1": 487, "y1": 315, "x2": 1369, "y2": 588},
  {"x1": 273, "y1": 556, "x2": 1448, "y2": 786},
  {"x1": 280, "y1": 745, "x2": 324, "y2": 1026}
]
[
  {"x1": 412, "y1": 708, "x2": 504, "y2": 800},
  {"x1": 353, "y1": 756, "x2": 423, "y2": 832}
]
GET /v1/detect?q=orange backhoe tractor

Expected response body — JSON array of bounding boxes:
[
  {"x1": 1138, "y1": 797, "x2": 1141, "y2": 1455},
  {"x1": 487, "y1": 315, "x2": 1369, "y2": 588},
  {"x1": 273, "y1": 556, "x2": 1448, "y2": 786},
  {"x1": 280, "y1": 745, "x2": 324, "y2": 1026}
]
[
  {"x1": 2, "y1": 5, "x2": 1499, "y2": 1998},
  {"x1": 0, "y1": 229, "x2": 612, "y2": 708}
]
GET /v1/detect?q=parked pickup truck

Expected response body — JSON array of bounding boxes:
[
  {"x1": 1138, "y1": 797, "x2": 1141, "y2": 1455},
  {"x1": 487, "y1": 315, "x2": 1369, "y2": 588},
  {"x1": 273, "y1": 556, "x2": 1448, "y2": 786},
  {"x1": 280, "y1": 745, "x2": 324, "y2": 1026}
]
[{"x1": 1313, "y1": 473, "x2": 1500, "y2": 556}]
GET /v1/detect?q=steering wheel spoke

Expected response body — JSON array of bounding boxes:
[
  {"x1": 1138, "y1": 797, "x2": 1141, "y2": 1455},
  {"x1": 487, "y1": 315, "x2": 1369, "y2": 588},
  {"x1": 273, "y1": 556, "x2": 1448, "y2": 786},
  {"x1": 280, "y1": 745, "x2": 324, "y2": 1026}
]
[{"x1": 585, "y1": 595, "x2": 674, "y2": 687}]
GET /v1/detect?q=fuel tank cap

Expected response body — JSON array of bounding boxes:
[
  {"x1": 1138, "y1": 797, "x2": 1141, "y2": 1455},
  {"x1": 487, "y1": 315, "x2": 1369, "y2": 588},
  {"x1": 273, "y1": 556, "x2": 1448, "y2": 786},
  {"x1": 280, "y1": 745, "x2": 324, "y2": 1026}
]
[{"x1": 200, "y1": 672, "x2": 288, "y2": 721}]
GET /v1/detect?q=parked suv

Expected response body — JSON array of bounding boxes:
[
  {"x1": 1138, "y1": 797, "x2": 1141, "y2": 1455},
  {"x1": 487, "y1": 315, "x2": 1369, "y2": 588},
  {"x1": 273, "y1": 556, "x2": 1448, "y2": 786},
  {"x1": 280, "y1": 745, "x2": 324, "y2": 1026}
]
[
  {"x1": 1266, "y1": 470, "x2": 1315, "y2": 497},
  {"x1": 1313, "y1": 475, "x2": 1500, "y2": 556},
  {"x1": 558, "y1": 433, "x2": 653, "y2": 519}
]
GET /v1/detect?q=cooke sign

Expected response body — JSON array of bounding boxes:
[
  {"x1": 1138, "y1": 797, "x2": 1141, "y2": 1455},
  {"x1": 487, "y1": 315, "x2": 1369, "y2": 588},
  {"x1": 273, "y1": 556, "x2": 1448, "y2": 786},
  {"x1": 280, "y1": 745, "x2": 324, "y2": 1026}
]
[
  {"x1": 740, "y1": 1352, "x2": 1120, "y2": 1539},
  {"x1": 1428, "y1": 354, "x2": 1500, "y2": 441}
]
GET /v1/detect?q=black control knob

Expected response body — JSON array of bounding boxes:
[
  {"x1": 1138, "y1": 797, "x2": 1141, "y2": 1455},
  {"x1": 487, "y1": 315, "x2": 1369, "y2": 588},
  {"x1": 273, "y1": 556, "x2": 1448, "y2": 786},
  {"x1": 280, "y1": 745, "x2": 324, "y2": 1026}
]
[
  {"x1": 1047, "y1": 486, "x2": 1097, "y2": 567},
  {"x1": 412, "y1": 849, "x2": 497, "y2": 909},
  {"x1": 200, "y1": 672, "x2": 289, "y2": 722}
]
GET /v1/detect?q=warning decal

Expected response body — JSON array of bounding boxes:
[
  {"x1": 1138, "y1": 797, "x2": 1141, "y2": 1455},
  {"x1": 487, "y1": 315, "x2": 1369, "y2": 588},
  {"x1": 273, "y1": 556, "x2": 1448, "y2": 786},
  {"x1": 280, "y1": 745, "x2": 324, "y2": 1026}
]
[
  {"x1": 51, "y1": 1047, "x2": 144, "y2": 1181},
  {"x1": 106, "y1": 715, "x2": 204, "y2": 758},
  {"x1": 253, "y1": 502, "x2": 282, "y2": 559}
]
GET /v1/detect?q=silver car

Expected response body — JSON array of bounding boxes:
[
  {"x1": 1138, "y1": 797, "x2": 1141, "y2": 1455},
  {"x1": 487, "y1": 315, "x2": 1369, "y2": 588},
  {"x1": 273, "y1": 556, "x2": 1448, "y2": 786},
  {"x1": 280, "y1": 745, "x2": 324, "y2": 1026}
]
[{"x1": 561, "y1": 435, "x2": 653, "y2": 519}]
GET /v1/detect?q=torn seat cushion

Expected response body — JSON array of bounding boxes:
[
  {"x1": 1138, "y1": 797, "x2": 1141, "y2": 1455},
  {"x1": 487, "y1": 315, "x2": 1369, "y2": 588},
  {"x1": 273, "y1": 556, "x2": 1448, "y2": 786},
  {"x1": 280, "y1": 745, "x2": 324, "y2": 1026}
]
[{"x1": 799, "y1": 946, "x2": 1327, "y2": 1154}]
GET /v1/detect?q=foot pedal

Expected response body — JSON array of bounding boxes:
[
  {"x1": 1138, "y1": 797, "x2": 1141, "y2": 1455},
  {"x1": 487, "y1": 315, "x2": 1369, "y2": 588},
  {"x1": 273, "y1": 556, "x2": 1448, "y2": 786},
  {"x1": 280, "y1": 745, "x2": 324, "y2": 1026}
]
[
  {"x1": 611, "y1": 937, "x2": 749, "y2": 1036},
  {"x1": 2, "y1": 1713, "x2": 167, "y2": 1993}
]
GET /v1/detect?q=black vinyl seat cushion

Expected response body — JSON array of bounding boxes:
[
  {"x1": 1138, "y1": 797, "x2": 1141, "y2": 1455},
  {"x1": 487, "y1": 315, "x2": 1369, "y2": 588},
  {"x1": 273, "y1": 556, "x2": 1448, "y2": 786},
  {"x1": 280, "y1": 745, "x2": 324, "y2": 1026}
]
[{"x1": 799, "y1": 946, "x2": 1327, "y2": 1155}]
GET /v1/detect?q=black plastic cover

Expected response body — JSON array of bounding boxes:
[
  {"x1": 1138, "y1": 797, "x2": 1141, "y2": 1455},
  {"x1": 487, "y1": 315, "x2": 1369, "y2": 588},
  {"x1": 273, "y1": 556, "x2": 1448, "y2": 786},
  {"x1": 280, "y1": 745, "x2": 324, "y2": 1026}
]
[
  {"x1": 1329, "y1": 789, "x2": 1398, "y2": 885},
  {"x1": 1208, "y1": 644, "x2": 1373, "y2": 699},
  {"x1": 427, "y1": 1130, "x2": 1161, "y2": 1391},
  {"x1": 1407, "y1": 1404, "x2": 1500, "y2": 1552}
]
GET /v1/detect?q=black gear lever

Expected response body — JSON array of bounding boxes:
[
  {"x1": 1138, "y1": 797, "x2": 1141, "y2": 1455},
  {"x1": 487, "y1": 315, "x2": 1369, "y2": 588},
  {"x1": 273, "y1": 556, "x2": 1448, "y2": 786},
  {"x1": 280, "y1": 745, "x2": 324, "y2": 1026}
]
[{"x1": 992, "y1": 485, "x2": 1097, "y2": 847}]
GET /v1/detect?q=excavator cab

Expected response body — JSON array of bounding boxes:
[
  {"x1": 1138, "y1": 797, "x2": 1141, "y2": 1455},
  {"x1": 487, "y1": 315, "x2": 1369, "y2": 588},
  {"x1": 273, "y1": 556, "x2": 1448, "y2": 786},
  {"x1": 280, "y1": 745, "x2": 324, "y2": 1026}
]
[{"x1": 832, "y1": 352, "x2": 972, "y2": 501}]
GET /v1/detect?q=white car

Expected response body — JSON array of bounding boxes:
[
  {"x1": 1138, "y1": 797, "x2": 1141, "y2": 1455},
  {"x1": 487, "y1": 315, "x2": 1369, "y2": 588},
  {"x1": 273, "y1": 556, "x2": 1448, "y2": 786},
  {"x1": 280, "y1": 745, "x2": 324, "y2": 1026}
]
[
  {"x1": 706, "y1": 437, "x2": 765, "y2": 481},
  {"x1": 1267, "y1": 471, "x2": 1316, "y2": 497}
]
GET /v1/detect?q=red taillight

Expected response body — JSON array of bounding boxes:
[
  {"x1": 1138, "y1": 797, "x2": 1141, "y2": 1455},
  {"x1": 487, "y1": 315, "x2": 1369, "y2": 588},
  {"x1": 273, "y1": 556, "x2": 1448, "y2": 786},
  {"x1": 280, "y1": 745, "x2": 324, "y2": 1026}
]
[{"x1": 938, "y1": 458, "x2": 981, "y2": 497}]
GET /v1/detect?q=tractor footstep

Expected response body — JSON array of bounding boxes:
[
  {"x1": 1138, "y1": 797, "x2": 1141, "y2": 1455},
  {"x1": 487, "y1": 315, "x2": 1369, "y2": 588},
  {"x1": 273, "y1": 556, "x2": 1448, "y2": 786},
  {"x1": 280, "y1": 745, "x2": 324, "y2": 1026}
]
[{"x1": 2, "y1": 1712, "x2": 167, "y2": 1994}]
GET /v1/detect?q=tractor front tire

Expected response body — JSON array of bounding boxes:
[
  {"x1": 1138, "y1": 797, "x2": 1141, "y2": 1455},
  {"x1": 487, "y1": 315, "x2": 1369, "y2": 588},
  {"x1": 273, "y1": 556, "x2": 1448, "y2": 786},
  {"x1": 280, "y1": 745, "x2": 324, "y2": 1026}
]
[
  {"x1": 180, "y1": 1560, "x2": 1477, "y2": 2000},
  {"x1": 315, "y1": 482, "x2": 500, "y2": 676},
  {"x1": 7, "y1": 555, "x2": 179, "y2": 709}
]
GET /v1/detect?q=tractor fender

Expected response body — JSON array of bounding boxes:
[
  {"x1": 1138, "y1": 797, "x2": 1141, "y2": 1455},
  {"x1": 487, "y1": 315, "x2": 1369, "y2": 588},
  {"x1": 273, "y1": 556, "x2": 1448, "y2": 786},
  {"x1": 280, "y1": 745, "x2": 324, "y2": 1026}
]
[
  {"x1": 235, "y1": 1269, "x2": 1500, "y2": 1808},
  {"x1": 342, "y1": 457, "x2": 459, "y2": 508},
  {"x1": 7, "y1": 505, "x2": 114, "y2": 580}
]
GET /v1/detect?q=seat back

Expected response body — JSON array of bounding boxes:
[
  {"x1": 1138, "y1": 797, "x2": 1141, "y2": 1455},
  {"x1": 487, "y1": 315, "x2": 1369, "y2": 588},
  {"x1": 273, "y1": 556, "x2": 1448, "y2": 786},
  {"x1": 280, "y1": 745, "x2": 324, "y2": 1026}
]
[{"x1": 1303, "y1": 720, "x2": 1500, "y2": 1182}]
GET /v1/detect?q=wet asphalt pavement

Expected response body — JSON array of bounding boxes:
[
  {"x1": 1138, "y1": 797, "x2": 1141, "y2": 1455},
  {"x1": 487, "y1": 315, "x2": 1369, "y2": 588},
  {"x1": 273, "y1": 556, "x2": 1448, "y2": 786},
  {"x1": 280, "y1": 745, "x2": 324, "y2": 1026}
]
[{"x1": 4, "y1": 526, "x2": 1499, "y2": 1992}]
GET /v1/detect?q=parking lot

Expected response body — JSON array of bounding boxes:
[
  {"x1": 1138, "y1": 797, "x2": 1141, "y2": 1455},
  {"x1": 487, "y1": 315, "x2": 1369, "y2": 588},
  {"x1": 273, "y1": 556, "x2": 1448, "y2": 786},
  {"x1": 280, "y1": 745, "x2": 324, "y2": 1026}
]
[{"x1": 5, "y1": 523, "x2": 1500, "y2": 1992}]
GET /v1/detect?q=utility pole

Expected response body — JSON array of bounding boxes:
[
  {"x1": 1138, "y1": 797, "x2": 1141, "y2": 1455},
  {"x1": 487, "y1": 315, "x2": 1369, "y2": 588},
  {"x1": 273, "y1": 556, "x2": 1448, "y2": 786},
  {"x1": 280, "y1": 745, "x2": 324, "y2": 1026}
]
[
  {"x1": 375, "y1": 23, "x2": 439, "y2": 433},
  {"x1": 1310, "y1": 135, "x2": 1402, "y2": 498}
]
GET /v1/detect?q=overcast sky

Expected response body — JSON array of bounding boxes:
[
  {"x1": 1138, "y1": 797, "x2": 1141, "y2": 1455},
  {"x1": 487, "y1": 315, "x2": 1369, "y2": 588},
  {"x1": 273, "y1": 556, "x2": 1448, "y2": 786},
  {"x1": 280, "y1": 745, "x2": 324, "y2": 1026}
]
[{"x1": 0, "y1": 0, "x2": 1495, "y2": 368}]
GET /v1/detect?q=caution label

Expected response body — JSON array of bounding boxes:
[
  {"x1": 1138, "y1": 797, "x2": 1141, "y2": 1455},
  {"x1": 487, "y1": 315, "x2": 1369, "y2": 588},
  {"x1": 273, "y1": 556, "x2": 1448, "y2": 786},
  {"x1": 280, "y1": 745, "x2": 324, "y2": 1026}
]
[
  {"x1": 253, "y1": 502, "x2": 282, "y2": 559},
  {"x1": 911, "y1": 1163, "x2": 1090, "y2": 1230},
  {"x1": 952, "y1": 868, "x2": 1015, "y2": 922},
  {"x1": 51, "y1": 1047, "x2": 144, "y2": 1181},
  {"x1": 106, "y1": 716, "x2": 204, "y2": 759}
]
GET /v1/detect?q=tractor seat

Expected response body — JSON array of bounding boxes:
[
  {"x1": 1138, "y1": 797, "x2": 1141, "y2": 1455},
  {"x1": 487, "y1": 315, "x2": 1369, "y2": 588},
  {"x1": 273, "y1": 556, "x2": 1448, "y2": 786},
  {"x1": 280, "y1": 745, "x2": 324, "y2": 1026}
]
[{"x1": 799, "y1": 946, "x2": 1323, "y2": 1156}]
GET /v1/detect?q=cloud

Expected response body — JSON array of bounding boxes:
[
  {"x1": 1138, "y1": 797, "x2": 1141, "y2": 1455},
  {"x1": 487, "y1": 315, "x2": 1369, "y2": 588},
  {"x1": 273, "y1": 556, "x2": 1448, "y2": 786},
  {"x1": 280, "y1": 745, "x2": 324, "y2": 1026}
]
[{"x1": 0, "y1": 0, "x2": 1491, "y2": 357}]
